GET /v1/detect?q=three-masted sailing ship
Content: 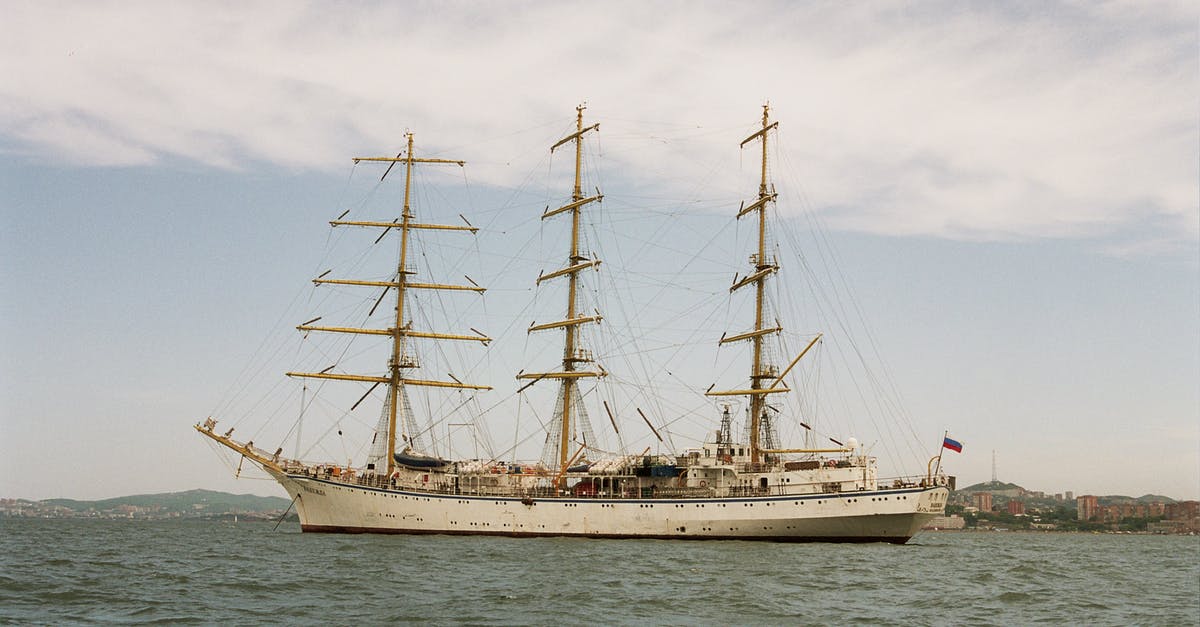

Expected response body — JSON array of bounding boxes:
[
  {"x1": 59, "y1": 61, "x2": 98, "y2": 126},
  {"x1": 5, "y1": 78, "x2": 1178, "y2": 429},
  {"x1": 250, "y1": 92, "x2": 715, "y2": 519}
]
[{"x1": 197, "y1": 106, "x2": 950, "y2": 543}]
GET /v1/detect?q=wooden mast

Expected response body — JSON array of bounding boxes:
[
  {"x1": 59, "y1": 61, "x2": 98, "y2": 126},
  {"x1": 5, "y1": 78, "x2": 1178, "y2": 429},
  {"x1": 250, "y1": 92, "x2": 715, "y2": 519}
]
[
  {"x1": 518, "y1": 105, "x2": 603, "y2": 475},
  {"x1": 706, "y1": 104, "x2": 783, "y2": 464},
  {"x1": 287, "y1": 133, "x2": 490, "y2": 476},
  {"x1": 749, "y1": 105, "x2": 770, "y2": 464},
  {"x1": 389, "y1": 132, "x2": 418, "y2": 477}
]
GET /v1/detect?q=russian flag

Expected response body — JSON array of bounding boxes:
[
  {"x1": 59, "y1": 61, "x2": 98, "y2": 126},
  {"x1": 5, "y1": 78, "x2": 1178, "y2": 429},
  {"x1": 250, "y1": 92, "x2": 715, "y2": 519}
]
[{"x1": 943, "y1": 436, "x2": 963, "y2": 453}]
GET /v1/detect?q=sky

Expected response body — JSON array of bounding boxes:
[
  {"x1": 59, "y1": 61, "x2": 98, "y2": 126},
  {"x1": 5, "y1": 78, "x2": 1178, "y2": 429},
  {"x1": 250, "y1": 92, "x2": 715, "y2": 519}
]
[{"x1": 1, "y1": 1, "x2": 1197, "y2": 502}]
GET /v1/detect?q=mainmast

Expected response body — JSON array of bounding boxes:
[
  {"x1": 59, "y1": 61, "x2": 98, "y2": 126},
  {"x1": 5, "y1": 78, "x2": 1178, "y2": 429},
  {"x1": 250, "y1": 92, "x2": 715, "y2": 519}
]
[
  {"x1": 519, "y1": 105, "x2": 604, "y2": 473},
  {"x1": 707, "y1": 105, "x2": 785, "y2": 464},
  {"x1": 287, "y1": 133, "x2": 491, "y2": 475}
]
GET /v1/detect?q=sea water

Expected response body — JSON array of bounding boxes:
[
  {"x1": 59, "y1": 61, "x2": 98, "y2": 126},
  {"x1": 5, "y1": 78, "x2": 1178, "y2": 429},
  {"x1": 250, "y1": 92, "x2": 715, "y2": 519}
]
[{"x1": 1, "y1": 519, "x2": 1197, "y2": 625}]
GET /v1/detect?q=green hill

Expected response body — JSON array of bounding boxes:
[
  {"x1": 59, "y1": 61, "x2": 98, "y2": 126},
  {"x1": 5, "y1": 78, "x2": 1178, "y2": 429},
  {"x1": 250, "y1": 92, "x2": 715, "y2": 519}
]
[
  {"x1": 1098, "y1": 494, "x2": 1177, "y2": 505},
  {"x1": 42, "y1": 489, "x2": 290, "y2": 514},
  {"x1": 954, "y1": 482, "x2": 1180, "y2": 505},
  {"x1": 958, "y1": 481, "x2": 1022, "y2": 493}
]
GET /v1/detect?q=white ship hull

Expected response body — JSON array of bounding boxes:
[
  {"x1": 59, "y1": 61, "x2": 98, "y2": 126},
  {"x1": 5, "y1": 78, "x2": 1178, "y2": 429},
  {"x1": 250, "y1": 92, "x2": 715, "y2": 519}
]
[{"x1": 270, "y1": 469, "x2": 948, "y2": 544}]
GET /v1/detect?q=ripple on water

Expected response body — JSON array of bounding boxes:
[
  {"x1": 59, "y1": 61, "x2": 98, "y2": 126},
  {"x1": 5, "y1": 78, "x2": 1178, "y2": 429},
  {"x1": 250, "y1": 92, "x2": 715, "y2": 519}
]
[{"x1": 1, "y1": 522, "x2": 1197, "y2": 625}]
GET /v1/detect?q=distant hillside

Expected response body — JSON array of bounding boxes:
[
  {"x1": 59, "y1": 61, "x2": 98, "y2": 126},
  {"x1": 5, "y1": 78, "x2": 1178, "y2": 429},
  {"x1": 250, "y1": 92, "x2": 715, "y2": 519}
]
[
  {"x1": 1098, "y1": 494, "x2": 1177, "y2": 505},
  {"x1": 954, "y1": 481, "x2": 1180, "y2": 505},
  {"x1": 958, "y1": 481, "x2": 1021, "y2": 493},
  {"x1": 42, "y1": 489, "x2": 290, "y2": 514}
]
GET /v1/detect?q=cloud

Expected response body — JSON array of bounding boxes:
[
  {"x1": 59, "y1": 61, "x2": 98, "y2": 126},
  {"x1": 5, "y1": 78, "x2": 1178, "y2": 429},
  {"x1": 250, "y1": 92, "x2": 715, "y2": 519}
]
[{"x1": 2, "y1": 1, "x2": 1196, "y2": 251}]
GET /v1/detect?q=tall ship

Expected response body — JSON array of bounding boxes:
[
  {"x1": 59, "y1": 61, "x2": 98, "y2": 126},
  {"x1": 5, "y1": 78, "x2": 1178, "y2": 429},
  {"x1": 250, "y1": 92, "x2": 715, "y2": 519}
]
[{"x1": 197, "y1": 106, "x2": 950, "y2": 543}]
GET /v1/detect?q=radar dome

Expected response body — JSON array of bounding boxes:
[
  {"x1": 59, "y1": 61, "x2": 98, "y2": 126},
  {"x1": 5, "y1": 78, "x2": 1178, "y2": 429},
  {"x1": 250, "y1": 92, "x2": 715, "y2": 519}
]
[{"x1": 845, "y1": 437, "x2": 859, "y2": 450}]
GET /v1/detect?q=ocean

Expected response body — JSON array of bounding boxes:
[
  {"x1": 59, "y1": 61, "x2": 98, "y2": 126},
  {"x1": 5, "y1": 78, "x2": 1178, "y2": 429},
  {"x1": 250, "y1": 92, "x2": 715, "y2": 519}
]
[{"x1": 1, "y1": 519, "x2": 1197, "y2": 625}]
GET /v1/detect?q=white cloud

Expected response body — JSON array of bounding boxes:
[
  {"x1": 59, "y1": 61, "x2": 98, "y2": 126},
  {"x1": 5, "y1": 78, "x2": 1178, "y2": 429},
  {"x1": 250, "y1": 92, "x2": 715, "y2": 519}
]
[{"x1": 2, "y1": 1, "x2": 1196, "y2": 250}]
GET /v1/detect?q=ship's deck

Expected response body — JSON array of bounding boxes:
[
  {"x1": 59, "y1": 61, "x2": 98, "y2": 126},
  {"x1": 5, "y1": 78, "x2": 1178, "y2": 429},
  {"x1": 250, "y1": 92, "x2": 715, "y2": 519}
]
[{"x1": 278, "y1": 460, "x2": 944, "y2": 501}]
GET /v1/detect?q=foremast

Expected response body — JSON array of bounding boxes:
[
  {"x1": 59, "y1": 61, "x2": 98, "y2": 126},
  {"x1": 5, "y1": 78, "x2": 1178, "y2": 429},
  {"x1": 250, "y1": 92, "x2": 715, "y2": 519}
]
[
  {"x1": 519, "y1": 105, "x2": 605, "y2": 476},
  {"x1": 287, "y1": 133, "x2": 491, "y2": 475},
  {"x1": 706, "y1": 105, "x2": 786, "y2": 464}
]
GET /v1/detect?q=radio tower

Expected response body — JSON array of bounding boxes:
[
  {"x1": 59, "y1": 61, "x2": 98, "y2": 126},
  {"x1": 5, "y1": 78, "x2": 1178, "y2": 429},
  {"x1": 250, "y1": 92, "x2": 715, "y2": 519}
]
[{"x1": 991, "y1": 449, "x2": 997, "y2": 483}]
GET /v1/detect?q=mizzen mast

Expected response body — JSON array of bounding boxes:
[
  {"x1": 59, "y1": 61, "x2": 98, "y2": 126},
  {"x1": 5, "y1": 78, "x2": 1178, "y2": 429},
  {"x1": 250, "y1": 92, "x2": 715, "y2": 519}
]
[
  {"x1": 287, "y1": 133, "x2": 491, "y2": 475},
  {"x1": 519, "y1": 105, "x2": 604, "y2": 474},
  {"x1": 706, "y1": 105, "x2": 785, "y2": 464}
]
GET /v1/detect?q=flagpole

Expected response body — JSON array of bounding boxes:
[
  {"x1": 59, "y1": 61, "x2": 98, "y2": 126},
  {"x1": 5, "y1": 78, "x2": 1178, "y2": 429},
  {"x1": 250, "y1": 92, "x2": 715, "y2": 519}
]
[{"x1": 932, "y1": 430, "x2": 946, "y2": 482}]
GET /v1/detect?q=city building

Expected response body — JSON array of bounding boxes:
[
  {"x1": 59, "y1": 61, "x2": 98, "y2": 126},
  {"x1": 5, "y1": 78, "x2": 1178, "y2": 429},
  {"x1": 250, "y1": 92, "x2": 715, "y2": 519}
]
[
  {"x1": 1166, "y1": 501, "x2": 1200, "y2": 521},
  {"x1": 1007, "y1": 500, "x2": 1025, "y2": 516},
  {"x1": 1076, "y1": 495, "x2": 1099, "y2": 521},
  {"x1": 973, "y1": 492, "x2": 993, "y2": 512}
]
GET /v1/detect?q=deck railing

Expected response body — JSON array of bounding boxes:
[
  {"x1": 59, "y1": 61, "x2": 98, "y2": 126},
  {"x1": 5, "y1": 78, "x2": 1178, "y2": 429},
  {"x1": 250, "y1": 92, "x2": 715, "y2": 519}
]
[{"x1": 284, "y1": 464, "x2": 949, "y2": 500}]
